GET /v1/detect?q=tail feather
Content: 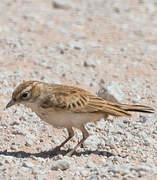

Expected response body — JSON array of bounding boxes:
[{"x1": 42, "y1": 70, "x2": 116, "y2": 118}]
[
  {"x1": 118, "y1": 104, "x2": 155, "y2": 114},
  {"x1": 88, "y1": 95, "x2": 154, "y2": 117}
]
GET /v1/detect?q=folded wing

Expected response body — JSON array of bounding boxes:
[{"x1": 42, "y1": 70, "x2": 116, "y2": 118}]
[{"x1": 42, "y1": 85, "x2": 139, "y2": 117}]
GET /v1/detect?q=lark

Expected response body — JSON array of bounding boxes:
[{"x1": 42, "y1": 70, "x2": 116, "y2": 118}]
[{"x1": 6, "y1": 81, "x2": 154, "y2": 156}]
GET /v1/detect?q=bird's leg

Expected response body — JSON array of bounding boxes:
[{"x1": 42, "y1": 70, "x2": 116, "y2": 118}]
[
  {"x1": 80, "y1": 114, "x2": 109, "y2": 149},
  {"x1": 66, "y1": 126, "x2": 89, "y2": 156},
  {"x1": 53, "y1": 128, "x2": 74, "y2": 152}
]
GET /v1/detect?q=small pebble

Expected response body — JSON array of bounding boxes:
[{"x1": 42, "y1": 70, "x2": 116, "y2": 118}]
[{"x1": 51, "y1": 160, "x2": 70, "y2": 171}]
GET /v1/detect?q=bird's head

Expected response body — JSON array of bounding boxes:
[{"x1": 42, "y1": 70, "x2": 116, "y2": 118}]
[{"x1": 6, "y1": 81, "x2": 40, "y2": 109}]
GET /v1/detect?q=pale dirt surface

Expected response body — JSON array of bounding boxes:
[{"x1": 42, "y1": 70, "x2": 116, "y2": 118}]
[{"x1": 0, "y1": 0, "x2": 157, "y2": 179}]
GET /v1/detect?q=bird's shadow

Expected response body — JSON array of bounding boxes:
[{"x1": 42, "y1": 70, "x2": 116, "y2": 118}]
[{"x1": 0, "y1": 148, "x2": 116, "y2": 159}]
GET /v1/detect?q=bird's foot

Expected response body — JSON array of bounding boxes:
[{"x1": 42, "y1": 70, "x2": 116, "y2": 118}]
[{"x1": 80, "y1": 143, "x2": 84, "y2": 148}]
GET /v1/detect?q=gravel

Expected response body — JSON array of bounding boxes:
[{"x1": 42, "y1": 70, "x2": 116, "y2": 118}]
[
  {"x1": 0, "y1": 0, "x2": 156, "y2": 179},
  {"x1": 51, "y1": 160, "x2": 70, "y2": 171}
]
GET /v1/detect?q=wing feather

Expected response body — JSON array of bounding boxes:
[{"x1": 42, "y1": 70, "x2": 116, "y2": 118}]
[{"x1": 41, "y1": 85, "x2": 131, "y2": 117}]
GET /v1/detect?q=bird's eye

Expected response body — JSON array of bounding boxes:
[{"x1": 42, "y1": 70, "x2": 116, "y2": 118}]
[{"x1": 22, "y1": 92, "x2": 29, "y2": 98}]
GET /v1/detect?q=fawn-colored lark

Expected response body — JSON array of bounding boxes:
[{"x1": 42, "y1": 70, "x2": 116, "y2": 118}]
[{"x1": 6, "y1": 81, "x2": 154, "y2": 156}]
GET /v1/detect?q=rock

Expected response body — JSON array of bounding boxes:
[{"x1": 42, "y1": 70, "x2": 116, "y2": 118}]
[
  {"x1": 130, "y1": 164, "x2": 152, "y2": 172},
  {"x1": 96, "y1": 119, "x2": 106, "y2": 130},
  {"x1": 51, "y1": 160, "x2": 69, "y2": 171},
  {"x1": 25, "y1": 133, "x2": 37, "y2": 140},
  {"x1": 0, "y1": 159, "x2": 5, "y2": 166},
  {"x1": 51, "y1": 135, "x2": 61, "y2": 144},
  {"x1": 83, "y1": 58, "x2": 96, "y2": 68},
  {"x1": 139, "y1": 131, "x2": 156, "y2": 146},
  {"x1": 12, "y1": 127, "x2": 27, "y2": 136},
  {"x1": 0, "y1": 120, "x2": 8, "y2": 127},
  {"x1": 87, "y1": 175, "x2": 100, "y2": 180},
  {"x1": 52, "y1": 0, "x2": 72, "y2": 10},
  {"x1": 34, "y1": 175, "x2": 47, "y2": 180},
  {"x1": 97, "y1": 87, "x2": 119, "y2": 103},
  {"x1": 10, "y1": 119, "x2": 20, "y2": 126},
  {"x1": 4, "y1": 157, "x2": 13, "y2": 164},
  {"x1": 143, "y1": 136, "x2": 156, "y2": 146},
  {"x1": 68, "y1": 40, "x2": 84, "y2": 50},
  {"x1": 73, "y1": 176, "x2": 80, "y2": 180},
  {"x1": 139, "y1": 115, "x2": 147, "y2": 123},
  {"x1": 80, "y1": 169, "x2": 89, "y2": 177},
  {"x1": 20, "y1": 167, "x2": 30, "y2": 172},
  {"x1": 105, "y1": 136, "x2": 115, "y2": 149},
  {"x1": 25, "y1": 139, "x2": 33, "y2": 147},
  {"x1": 88, "y1": 41, "x2": 102, "y2": 48},
  {"x1": 40, "y1": 124, "x2": 48, "y2": 132},
  {"x1": 23, "y1": 161, "x2": 34, "y2": 168},
  {"x1": 73, "y1": 32, "x2": 86, "y2": 39},
  {"x1": 10, "y1": 144, "x2": 18, "y2": 150},
  {"x1": 98, "y1": 82, "x2": 124, "y2": 102},
  {"x1": 86, "y1": 161, "x2": 96, "y2": 168},
  {"x1": 83, "y1": 135, "x2": 100, "y2": 150}
]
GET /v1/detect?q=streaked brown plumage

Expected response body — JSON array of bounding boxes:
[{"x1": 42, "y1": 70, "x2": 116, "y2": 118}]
[{"x1": 6, "y1": 81, "x2": 155, "y2": 156}]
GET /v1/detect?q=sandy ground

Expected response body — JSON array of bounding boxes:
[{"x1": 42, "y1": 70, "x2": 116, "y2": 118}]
[{"x1": 0, "y1": 0, "x2": 157, "y2": 179}]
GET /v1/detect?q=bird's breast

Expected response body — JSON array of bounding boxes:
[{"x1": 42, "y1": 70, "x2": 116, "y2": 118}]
[{"x1": 28, "y1": 103, "x2": 104, "y2": 129}]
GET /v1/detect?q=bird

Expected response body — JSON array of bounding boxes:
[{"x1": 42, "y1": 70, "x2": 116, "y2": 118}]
[{"x1": 6, "y1": 81, "x2": 155, "y2": 156}]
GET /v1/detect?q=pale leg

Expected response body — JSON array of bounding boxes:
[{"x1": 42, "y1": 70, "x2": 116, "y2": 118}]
[
  {"x1": 66, "y1": 126, "x2": 89, "y2": 156},
  {"x1": 53, "y1": 127, "x2": 74, "y2": 151}
]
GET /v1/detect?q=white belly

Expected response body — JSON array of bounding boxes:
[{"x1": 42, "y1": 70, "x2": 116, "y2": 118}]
[{"x1": 29, "y1": 104, "x2": 104, "y2": 129}]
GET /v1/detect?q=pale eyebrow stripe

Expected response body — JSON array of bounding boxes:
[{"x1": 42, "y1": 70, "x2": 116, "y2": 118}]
[{"x1": 21, "y1": 85, "x2": 32, "y2": 94}]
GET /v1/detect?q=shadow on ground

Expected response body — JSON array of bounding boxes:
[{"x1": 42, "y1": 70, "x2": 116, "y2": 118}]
[{"x1": 0, "y1": 149, "x2": 115, "y2": 158}]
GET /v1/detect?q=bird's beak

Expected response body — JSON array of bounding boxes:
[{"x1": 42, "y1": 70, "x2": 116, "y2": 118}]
[{"x1": 6, "y1": 99, "x2": 16, "y2": 109}]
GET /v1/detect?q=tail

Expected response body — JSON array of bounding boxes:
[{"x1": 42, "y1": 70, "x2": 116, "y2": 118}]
[
  {"x1": 118, "y1": 104, "x2": 155, "y2": 114},
  {"x1": 88, "y1": 95, "x2": 154, "y2": 118}
]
